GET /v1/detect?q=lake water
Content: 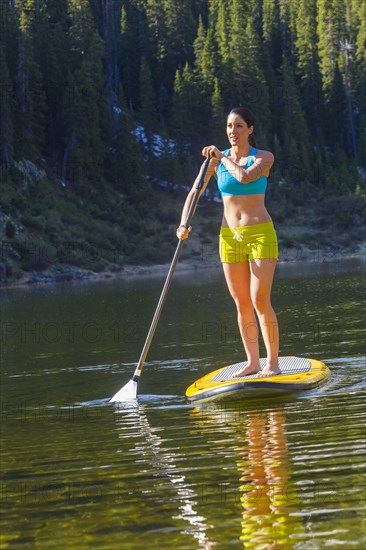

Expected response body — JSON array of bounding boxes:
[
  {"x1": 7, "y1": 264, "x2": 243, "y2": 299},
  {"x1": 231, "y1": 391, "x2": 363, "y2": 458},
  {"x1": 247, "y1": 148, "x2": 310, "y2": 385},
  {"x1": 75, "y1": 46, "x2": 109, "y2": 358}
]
[{"x1": 1, "y1": 257, "x2": 365, "y2": 549}]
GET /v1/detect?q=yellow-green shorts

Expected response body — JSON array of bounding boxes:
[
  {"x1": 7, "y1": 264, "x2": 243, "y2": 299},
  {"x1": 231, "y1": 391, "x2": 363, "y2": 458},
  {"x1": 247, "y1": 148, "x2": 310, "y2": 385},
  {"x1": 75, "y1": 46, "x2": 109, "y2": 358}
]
[{"x1": 219, "y1": 222, "x2": 278, "y2": 263}]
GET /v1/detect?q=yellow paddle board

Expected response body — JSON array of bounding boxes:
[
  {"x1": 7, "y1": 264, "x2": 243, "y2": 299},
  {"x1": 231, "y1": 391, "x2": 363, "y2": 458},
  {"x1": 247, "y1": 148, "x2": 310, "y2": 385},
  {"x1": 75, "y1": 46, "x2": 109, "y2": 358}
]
[{"x1": 185, "y1": 356, "x2": 330, "y2": 403}]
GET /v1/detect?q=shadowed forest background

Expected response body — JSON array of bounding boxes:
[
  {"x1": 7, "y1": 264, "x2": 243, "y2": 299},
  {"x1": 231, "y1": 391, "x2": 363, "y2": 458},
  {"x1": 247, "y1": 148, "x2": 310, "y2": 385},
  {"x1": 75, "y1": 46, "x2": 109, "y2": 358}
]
[{"x1": 0, "y1": 0, "x2": 365, "y2": 281}]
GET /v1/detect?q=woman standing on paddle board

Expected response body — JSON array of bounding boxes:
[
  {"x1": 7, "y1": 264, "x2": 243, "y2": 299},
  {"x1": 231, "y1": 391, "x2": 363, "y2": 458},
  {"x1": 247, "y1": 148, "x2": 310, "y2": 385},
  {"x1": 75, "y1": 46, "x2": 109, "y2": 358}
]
[{"x1": 177, "y1": 107, "x2": 280, "y2": 377}]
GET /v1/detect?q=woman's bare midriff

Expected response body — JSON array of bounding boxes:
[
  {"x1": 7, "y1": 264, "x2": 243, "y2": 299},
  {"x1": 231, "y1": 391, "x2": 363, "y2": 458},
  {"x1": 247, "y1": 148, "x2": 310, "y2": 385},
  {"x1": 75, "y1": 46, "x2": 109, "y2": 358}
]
[{"x1": 221, "y1": 195, "x2": 272, "y2": 227}]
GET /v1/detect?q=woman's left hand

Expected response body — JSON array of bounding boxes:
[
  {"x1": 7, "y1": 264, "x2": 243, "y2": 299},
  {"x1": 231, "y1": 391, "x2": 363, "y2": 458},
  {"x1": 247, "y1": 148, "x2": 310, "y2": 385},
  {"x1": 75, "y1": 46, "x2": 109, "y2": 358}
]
[{"x1": 202, "y1": 145, "x2": 223, "y2": 160}]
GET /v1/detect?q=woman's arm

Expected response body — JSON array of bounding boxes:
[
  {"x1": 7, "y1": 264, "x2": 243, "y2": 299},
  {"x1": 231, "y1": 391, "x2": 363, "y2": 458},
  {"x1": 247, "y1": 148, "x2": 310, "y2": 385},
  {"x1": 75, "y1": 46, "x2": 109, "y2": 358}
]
[
  {"x1": 202, "y1": 145, "x2": 274, "y2": 183},
  {"x1": 177, "y1": 159, "x2": 217, "y2": 240},
  {"x1": 221, "y1": 151, "x2": 274, "y2": 183}
]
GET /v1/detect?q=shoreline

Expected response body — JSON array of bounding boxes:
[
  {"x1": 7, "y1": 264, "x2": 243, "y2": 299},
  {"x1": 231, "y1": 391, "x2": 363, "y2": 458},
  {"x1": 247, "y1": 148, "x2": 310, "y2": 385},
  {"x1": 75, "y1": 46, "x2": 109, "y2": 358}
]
[{"x1": 1, "y1": 242, "x2": 365, "y2": 290}]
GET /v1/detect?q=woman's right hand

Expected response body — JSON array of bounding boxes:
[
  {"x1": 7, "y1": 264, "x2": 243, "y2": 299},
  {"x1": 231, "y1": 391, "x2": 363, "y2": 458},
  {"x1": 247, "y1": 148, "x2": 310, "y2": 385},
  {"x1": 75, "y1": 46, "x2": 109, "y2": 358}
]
[
  {"x1": 176, "y1": 225, "x2": 192, "y2": 241},
  {"x1": 202, "y1": 145, "x2": 223, "y2": 160}
]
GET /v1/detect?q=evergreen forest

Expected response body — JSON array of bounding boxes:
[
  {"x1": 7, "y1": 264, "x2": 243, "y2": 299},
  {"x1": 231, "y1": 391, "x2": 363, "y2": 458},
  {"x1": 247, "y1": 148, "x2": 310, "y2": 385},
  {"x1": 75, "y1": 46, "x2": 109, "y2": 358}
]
[{"x1": 1, "y1": 0, "x2": 365, "y2": 281}]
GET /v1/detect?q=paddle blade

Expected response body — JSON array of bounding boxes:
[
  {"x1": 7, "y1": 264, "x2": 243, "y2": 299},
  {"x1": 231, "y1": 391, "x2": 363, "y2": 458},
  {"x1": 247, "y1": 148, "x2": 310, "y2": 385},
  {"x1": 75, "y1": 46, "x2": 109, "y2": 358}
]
[{"x1": 109, "y1": 379, "x2": 138, "y2": 402}]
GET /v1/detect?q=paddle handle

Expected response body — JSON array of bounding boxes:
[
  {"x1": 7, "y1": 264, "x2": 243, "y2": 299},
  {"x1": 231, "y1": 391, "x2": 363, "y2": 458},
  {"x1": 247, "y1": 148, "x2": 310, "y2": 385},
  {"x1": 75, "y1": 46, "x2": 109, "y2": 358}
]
[{"x1": 132, "y1": 157, "x2": 210, "y2": 382}]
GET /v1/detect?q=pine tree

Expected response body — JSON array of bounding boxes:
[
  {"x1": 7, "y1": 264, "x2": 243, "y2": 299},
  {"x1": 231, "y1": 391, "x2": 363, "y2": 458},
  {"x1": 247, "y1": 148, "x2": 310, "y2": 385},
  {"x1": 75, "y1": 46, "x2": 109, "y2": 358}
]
[
  {"x1": 15, "y1": 1, "x2": 46, "y2": 161},
  {"x1": 278, "y1": 0, "x2": 298, "y2": 57},
  {"x1": 242, "y1": 18, "x2": 270, "y2": 143},
  {"x1": 195, "y1": 23, "x2": 218, "y2": 90},
  {"x1": 144, "y1": 0, "x2": 171, "y2": 122},
  {"x1": 210, "y1": 78, "x2": 226, "y2": 146},
  {"x1": 108, "y1": 85, "x2": 145, "y2": 196},
  {"x1": 171, "y1": 62, "x2": 207, "y2": 156},
  {"x1": 294, "y1": 0, "x2": 323, "y2": 139},
  {"x1": 279, "y1": 54, "x2": 311, "y2": 187},
  {"x1": 162, "y1": 0, "x2": 196, "y2": 64},
  {"x1": 317, "y1": 0, "x2": 342, "y2": 99},
  {"x1": 354, "y1": 0, "x2": 366, "y2": 165},
  {"x1": 325, "y1": 65, "x2": 348, "y2": 151},
  {"x1": 270, "y1": 133, "x2": 283, "y2": 188},
  {"x1": 120, "y1": 2, "x2": 144, "y2": 112},
  {"x1": 62, "y1": 0, "x2": 109, "y2": 188},
  {"x1": 101, "y1": 0, "x2": 124, "y2": 114},
  {"x1": 139, "y1": 56, "x2": 159, "y2": 137},
  {"x1": 145, "y1": 0, "x2": 168, "y2": 62},
  {"x1": 214, "y1": 0, "x2": 230, "y2": 64},
  {"x1": 171, "y1": 66, "x2": 195, "y2": 150},
  {"x1": 262, "y1": 0, "x2": 282, "y2": 69},
  {"x1": 193, "y1": 12, "x2": 220, "y2": 134},
  {"x1": 227, "y1": 0, "x2": 249, "y2": 106},
  {"x1": 32, "y1": 0, "x2": 69, "y2": 164},
  {"x1": 339, "y1": 39, "x2": 358, "y2": 159},
  {"x1": 0, "y1": 0, "x2": 19, "y2": 75},
  {"x1": 193, "y1": 16, "x2": 207, "y2": 78},
  {"x1": 213, "y1": 0, "x2": 232, "y2": 102},
  {"x1": 261, "y1": 0, "x2": 280, "y2": 143},
  {"x1": 262, "y1": 0, "x2": 277, "y2": 42},
  {"x1": 0, "y1": 46, "x2": 14, "y2": 168},
  {"x1": 218, "y1": 0, "x2": 270, "y2": 136}
]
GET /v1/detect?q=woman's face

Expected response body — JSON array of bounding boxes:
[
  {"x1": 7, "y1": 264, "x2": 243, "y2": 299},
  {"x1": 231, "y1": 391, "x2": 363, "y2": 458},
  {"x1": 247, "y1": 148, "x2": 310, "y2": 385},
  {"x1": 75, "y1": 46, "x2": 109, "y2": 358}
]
[{"x1": 226, "y1": 113, "x2": 253, "y2": 147}]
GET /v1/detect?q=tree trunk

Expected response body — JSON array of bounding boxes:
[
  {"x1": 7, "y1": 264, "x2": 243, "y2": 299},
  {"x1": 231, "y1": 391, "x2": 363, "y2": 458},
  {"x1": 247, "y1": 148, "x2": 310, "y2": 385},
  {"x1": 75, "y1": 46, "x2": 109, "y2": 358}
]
[{"x1": 102, "y1": 0, "x2": 122, "y2": 114}]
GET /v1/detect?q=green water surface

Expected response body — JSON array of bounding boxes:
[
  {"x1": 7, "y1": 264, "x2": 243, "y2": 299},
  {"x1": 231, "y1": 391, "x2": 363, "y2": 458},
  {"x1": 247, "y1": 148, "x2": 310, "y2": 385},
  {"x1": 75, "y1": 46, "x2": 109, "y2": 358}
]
[{"x1": 1, "y1": 257, "x2": 365, "y2": 549}]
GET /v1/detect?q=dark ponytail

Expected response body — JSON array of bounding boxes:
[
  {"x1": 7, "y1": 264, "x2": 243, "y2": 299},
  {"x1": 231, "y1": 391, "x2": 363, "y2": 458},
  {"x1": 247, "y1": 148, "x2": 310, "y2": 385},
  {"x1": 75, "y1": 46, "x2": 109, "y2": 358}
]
[
  {"x1": 249, "y1": 133, "x2": 258, "y2": 148},
  {"x1": 229, "y1": 107, "x2": 258, "y2": 147}
]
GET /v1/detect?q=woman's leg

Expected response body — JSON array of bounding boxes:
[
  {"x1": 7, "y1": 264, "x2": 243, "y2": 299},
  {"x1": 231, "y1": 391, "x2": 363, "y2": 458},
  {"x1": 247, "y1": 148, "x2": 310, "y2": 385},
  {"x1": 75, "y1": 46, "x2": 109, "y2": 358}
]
[
  {"x1": 249, "y1": 258, "x2": 280, "y2": 375},
  {"x1": 222, "y1": 262, "x2": 262, "y2": 376}
]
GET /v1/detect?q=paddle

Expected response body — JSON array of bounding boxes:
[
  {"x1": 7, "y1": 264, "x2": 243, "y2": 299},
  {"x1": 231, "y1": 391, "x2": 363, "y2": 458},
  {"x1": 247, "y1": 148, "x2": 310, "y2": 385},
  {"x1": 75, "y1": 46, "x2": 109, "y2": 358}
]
[{"x1": 110, "y1": 157, "x2": 211, "y2": 402}]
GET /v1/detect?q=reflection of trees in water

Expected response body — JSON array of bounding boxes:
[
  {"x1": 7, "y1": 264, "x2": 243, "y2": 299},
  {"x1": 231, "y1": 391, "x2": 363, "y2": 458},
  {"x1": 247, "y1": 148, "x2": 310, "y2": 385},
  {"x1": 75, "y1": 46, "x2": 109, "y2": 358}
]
[{"x1": 114, "y1": 403, "x2": 215, "y2": 549}]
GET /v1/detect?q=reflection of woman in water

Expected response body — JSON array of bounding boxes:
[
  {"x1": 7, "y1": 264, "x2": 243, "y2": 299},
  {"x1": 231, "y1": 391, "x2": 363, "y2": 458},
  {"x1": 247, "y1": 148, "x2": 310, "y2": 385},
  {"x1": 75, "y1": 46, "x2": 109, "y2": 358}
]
[
  {"x1": 189, "y1": 405, "x2": 304, "y2": 548},
  {"x1": 177, "y1": 107, "x2": 279, "y2": 378},
  {"x1": 236, "y1": 409, "x2": 302, "y2": 548}
]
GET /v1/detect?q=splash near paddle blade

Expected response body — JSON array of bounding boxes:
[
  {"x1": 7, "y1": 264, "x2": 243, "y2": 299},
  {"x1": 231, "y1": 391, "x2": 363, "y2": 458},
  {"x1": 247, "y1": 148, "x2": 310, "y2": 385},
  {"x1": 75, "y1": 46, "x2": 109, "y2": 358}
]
[{"x1": 110, "y1": 379, "x2": 138, "y2": 402}]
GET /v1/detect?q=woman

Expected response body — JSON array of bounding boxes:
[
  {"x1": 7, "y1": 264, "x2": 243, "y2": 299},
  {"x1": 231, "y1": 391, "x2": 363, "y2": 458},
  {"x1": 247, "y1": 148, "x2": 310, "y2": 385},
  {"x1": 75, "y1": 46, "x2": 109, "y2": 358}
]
[{"x1": 176, "y1": 107, "x2": 280, "y2": 377}]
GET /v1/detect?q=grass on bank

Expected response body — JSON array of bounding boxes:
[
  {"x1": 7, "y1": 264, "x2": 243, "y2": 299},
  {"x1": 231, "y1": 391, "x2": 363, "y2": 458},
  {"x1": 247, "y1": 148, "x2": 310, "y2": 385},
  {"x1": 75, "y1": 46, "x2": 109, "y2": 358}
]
[{"x1": 1, "y1": 163, "x2": 365, "y2": 282}]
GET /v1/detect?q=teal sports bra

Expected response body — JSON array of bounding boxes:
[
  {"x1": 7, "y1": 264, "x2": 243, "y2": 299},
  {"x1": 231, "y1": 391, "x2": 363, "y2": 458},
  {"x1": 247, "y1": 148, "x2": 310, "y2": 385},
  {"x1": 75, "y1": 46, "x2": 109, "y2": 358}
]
[{"x1": 216, "y1": 148, "x2": 267, "y2": 196}]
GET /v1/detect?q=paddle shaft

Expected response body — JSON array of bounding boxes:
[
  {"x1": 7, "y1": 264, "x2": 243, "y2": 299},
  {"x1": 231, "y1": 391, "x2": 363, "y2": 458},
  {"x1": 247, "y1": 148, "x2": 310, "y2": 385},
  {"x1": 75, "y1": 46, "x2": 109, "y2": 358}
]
[{"x1": 131, "y1": 158, "x2": 210, "y2": 383}]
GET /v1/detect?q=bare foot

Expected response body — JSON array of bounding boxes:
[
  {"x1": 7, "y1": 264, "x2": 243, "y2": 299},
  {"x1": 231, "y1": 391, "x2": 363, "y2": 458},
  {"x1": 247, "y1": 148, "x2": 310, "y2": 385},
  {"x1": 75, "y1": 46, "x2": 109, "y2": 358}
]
[
  {"x1": 232, "y1": 363, "x2": 260, "y2": 378},
  {"x1": 260, "y1": 364, "x2": 281, "y2": 377}
]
